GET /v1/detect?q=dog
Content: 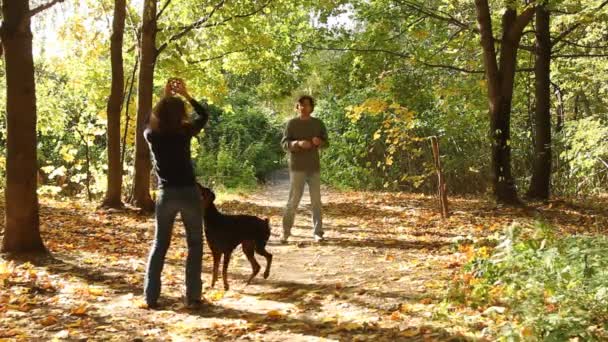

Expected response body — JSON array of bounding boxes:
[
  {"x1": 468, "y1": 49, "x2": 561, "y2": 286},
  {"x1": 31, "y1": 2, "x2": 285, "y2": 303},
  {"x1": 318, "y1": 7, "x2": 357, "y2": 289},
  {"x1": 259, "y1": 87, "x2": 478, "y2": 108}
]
[{"x1": 197, "y1": 184, "x2": 272, "y2": 290}]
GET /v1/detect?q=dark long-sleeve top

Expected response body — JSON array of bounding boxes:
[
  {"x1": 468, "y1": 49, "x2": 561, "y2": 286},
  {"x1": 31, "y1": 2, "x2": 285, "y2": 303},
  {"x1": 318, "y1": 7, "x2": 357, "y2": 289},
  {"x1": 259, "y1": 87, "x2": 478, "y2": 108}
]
[
  {"x1": 281, "y1": 116, "x2": 329, "y2": 172},
  {"x1": 144, "y1": 99, "x2": 209, "y2": 188}
]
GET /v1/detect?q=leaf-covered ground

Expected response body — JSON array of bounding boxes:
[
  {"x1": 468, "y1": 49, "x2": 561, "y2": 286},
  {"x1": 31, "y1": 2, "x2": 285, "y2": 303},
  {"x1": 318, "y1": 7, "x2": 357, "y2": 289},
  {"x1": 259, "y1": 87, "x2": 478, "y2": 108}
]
[{"x1": 2, "y1": 173, "x2": 607, "y2": 341}]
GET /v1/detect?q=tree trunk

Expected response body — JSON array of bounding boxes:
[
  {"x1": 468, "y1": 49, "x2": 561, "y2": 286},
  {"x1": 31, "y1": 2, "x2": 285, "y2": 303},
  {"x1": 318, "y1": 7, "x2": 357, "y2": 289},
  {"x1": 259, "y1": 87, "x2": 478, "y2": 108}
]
[
  {"x1": 130, "y1": 0, "x2": 156, "y2": 211},
  {"x1": 475, "y1": 0, "x2": 534, "y2": 205},
  {"x1": 75, "y1": 127, "x2": 93, "y2": 201},
  {"x1": 492, "y1": 10, "x2": 520, "y2": 204},
  {"x1": 102, "y1": 0, "x2": 126, "y2": 208},
  {"x1": 554, "y1": 84, "x2": 564, "y2": 132},
  {"x1": 430, "y1": 137, "x2": 449, "y2": 218},
  {"x1": 527, "y1": 4, "x2": 551, "y2": 200},
  {"x1": 0, "y1": 0, "x2": 47, "y2": 254},
  {"x1": 580, "y1": 91, "x2": 592, "y2": 117},
  {"x1": 121, "y1": 55, "x2": 138, "y2": 167}
]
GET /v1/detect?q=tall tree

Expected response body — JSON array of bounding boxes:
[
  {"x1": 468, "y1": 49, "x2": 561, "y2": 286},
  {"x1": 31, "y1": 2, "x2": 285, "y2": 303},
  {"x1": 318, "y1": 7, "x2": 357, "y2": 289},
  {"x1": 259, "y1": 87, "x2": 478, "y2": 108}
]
[
  {"x1": 0, "y1": 0, "x2": 64, "y2": 254},
  {"x1": 102, "y1": 0, "x2": 127, "y2": 208},
  {"x1": 527, "y1": 2, "x2": 551, "y2": 200},
  {"x1": 474, "y1": 0, "x2": 535, "y2": 204},
  {"x1": 130, "y1": 0, "x2": 157, "y2": 211},
  {"x1": 130, "y1": 0, "x2": 278, "y2": 211}
]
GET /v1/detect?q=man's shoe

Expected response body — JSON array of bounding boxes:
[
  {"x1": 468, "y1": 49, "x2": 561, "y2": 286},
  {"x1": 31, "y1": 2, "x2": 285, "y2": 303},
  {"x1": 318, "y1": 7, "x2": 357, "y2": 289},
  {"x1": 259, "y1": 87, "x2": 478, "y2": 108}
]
[
  {"x1": 184, "y1": 298, "x2": 210, "y2": 310},
  {"x1": 146, "y1": 301, "x2": 160, "y2": 310},
  {"x1": 314, "y1": 234, "x2": 325, "y2": 242},
  {"x1": 280, "y1": 233, "x2": 290, "y2": 244}
]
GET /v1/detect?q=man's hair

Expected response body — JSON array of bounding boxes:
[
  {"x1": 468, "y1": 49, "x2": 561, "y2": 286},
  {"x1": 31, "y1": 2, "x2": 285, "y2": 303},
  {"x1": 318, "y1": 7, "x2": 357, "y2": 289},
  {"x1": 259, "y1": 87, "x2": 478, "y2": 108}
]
[{"x1": 296, "y1": 95, "x2": 315, "y2": 109}]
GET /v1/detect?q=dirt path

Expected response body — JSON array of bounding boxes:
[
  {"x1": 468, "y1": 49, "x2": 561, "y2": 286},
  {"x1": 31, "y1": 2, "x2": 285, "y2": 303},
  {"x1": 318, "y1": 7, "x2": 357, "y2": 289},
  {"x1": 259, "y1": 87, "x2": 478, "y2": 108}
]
[
  {"x1": 2, "y1": 173, "x2": 513, "y2": 341},
  {"x1": 128, "y1": 170, "x2": 474, "y2": 341}
]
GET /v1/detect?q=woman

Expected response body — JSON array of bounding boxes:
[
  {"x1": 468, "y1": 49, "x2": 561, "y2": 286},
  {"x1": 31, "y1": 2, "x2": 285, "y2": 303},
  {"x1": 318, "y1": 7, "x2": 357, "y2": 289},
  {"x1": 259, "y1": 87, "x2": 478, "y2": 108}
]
[{"x1": 143, "y1": 78, "x2": 209, "y2": 309}]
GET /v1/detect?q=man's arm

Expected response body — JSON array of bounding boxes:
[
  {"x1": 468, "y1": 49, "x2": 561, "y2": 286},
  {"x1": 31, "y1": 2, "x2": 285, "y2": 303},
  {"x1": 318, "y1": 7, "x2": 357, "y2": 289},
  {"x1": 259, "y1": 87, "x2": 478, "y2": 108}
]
[{"x1": 281, "y1": 121, "x2": 302, "y2": 152}]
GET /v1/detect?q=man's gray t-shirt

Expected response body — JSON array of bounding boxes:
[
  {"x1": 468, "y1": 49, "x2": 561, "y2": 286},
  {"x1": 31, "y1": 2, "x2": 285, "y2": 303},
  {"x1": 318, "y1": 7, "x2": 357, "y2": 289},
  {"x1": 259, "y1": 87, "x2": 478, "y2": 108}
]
[{"x1": 281, "y1": 117, "x2": 329, "y2": 172}]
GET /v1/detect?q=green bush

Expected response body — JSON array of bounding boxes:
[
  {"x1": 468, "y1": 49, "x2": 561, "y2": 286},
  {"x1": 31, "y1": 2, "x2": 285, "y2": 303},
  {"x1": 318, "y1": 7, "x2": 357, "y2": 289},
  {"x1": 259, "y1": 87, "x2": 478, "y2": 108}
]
[
  {"x1": 194, "y1": 104, "x2": 284, "y2": 189},
  {"x1": 553, "y1": 116, "x2": 608, "y2": 197},
  {"x1": 451, "y1": 222, "x2": 608, "y2": 340}
]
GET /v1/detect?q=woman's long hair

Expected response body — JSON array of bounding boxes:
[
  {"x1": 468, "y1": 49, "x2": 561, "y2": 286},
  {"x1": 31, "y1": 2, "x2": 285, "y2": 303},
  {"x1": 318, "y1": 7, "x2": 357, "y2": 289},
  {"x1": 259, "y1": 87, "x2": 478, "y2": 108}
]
[{"x1": 148, "y1": 96, "x2": 191, "y2": 135}]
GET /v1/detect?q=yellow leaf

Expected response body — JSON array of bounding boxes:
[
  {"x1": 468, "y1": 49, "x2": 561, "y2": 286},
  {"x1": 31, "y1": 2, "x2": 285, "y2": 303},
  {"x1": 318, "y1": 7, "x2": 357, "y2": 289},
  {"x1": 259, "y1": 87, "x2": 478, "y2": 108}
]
[
  {"x1": 70, "y1": 304, "x2": 88, "y2": 316},
  {"x1": 0, "y1": 260, "x2": 14, "y2": 282},
  {"x1": 322, "y1": 316, "x2": 338, "y2": 323},
  {"x1": 67, "y1": 319, "x2": 83, "y2": 328},
  {"x1": 266, "y1": 310, "x2": 284, "y2": 320},
  {"x1": 420, "y1": 298, "x2": 432, "y2": 304},
  {"x1": 88, "y1": 286, "x2": 105, "y2": 296},
  {"x1": 400, "y1": 327, "x2": 421, "y2": 337},
  {"x1": 399, "y1": 303, "x2": 412, "y2": 313},
  {"x1": 206, "y1": 290, "x2": 225, "y2": 301},
  {"x1": 340, "y1": 322, "x2": 363, "y2": 331},
  {"x1": 40, "y1": 315, "x2": 59, "y2": 326},
  {"x1": 521, "y1": 326, "x2": 535, "y2": 337}
]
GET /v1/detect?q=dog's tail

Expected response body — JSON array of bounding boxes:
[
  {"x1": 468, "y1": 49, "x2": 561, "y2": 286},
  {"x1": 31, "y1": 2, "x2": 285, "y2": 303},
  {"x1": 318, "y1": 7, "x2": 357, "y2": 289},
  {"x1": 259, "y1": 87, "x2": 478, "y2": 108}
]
[{"x1": 256, "y1": 218, "x2": 271, "y2": 250}]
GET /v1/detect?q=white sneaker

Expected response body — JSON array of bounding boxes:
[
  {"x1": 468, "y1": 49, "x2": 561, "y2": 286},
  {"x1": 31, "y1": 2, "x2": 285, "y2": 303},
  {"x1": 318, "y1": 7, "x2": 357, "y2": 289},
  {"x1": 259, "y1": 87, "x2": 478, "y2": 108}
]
[{"x1": 314, "y1": 234, "x2": 325, "y2": 242}]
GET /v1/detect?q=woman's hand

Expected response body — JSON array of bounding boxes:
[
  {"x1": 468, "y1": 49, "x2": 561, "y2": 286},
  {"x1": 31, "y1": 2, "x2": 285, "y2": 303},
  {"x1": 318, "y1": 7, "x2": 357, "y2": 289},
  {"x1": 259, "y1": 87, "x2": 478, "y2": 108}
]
[
  {"x1": 312, "y1": 137, "x2": 322, "y2": 146},
  {"x1": 174, "y1": 79, "x2": 190, "y2": 98},
  {"x1": 298, "y1": 140, "x2": 313, "y2": 149},
  {"x1": 165, "y1": 78, "x2": 192, "y2": 100}
]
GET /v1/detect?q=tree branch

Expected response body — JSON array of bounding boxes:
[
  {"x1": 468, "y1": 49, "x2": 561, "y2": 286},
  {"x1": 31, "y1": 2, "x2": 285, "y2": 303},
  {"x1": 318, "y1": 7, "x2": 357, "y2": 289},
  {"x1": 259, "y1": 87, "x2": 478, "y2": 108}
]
[
  {"x1": 156, "y1": 0, "x2": 226, "y2": 54},
  {"x1": 194, "y1": 0, "x2": 273, "y2": 30},
  {"x1": 508, "y1": 6, "x2": 535, "y2": 41},
  {"x1": 157, "y1": 0, "x2": 272, "y2": 55},
  {"x1": 551, "y1": 23, "x2": 582, "y2": 47},
  {"x1": 474, "y1": 0, "x2": 499, "y2": 93},
  {"x1": 394, "y1": 0, "x2": 476, "y2": 32},
  {"x1": 553, "y1": 53, "x2": 608, "y2": 58},
  {"x1": 156, "y1": 0, "x2": 172, "y2": 20},
  {"x1": 187, "y1": 49, "x2": 247, "y2": 63},
  {"x1": 29, "y1": 0, "x2": 65, "y2": 17},
  {"x1": 551, "y1": 0, "x2": 608, "y2": 47},
  {"x1": 302, "y1": 44, "x2": 495, "y2": 74},
  {"x1": 301, "y1": 44, "x2": 409, "y2": 58},
  {"x1": 417, "y1": 61, "x2": 484, "y2": 74},
  {"x1": 557, "y1": 39, "x2": 608, "y2": 49}
]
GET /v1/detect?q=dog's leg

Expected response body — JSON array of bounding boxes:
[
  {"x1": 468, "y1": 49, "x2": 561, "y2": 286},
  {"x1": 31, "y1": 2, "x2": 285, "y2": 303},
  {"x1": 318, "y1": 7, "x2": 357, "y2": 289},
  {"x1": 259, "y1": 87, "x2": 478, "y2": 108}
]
[
  {"x1": 255, "y1": 244, "x2": 273, "y2": 279},
  {"x1": 242, "y1": 241, "x2": 260, "y2": 285},
  {"x1": 222, "y1": 251, "x2": 232, "y2": 291},
  {"x1": 211, "y1": 250, "x2": 221, "y2": 289}
]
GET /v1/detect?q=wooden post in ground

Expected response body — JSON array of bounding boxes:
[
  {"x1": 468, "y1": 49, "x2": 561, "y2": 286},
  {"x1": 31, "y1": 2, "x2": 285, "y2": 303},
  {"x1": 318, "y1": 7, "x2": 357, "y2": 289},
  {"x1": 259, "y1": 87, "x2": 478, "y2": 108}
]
[{"x1": 430, "y1": 136, "x2": 449, "y2": 218}]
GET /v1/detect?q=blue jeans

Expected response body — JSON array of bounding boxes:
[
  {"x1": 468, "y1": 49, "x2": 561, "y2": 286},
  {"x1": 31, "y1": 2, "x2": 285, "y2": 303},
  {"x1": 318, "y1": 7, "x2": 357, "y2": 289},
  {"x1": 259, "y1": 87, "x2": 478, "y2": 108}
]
[
  {"x1": 144, "y1": 185, "x2": 203, "y2": 305},
  {"x1": 282, "y1": 171, "x2": 323, "y2": 237}
]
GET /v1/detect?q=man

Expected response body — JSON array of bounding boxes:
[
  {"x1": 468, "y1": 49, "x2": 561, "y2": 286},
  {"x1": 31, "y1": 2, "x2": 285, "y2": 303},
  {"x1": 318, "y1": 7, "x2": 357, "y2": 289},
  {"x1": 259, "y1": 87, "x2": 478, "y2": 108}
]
[{"x1": 281, "y1": 95, "x2": 329, "y2": 243}]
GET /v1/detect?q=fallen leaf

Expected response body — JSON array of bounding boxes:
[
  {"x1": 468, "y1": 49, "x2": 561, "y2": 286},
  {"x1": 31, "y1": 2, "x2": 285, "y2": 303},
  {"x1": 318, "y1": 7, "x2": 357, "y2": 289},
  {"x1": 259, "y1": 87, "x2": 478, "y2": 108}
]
[
  {"x1": 400, "y1": 328, "x2": 421, "y2": 337},
  {"x1": 40, "y1": 315, "x2": 58, "y2": 327},
  {"x1": 266, "y1": 310, "x2": 284, "y2": 320},
  {"x1": 420, "y1": 298, "x2": 433, "y2": 304},
  {"x1": 70, "y1": 304, "x2": 88, "y2": 316}
]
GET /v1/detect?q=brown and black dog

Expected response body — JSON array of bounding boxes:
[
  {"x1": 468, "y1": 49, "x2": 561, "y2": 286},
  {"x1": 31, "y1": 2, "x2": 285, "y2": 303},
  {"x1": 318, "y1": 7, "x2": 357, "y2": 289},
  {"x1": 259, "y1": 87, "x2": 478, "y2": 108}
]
[{"x1": 197, "y1": 184, "x2": 272, "y2": 290}]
